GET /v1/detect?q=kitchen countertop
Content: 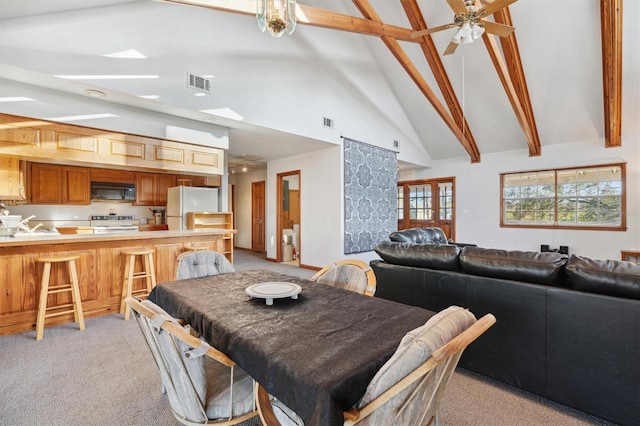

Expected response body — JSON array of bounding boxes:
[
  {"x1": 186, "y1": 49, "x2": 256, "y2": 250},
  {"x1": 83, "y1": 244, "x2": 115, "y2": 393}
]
[{"x1": 0, "y1": 228, "x2": 232, "y2": 248}]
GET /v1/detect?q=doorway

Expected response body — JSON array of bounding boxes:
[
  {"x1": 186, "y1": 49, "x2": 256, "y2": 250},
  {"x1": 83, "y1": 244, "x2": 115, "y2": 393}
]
[
  {"x1": 397, "y1": 177, "x2": 456, "y2": 240},
  {"x1": 251, "y1": 181, "x2": 265, "y2": 253},
  {"x1": 277, "y1": 171, "x2": 300, "y2": 265}
]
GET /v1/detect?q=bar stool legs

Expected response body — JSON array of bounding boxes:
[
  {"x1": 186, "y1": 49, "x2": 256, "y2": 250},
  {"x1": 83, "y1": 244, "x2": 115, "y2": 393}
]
[
  {"x1": 36, "y1": 255, "x2": 85, "y2": 341},
  {"x1": 120, "y1": 249, "x2": 157, "y2": 320}
]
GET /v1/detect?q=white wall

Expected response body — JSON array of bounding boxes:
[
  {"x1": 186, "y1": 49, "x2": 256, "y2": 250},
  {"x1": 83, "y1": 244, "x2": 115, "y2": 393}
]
[
  {"x1": 399, "y1": 138, "x2": 640, "y2": 260},
  {"x1": 266, "y1": 147, "x2": 343, "y2": 268},
  {"x1": 229, "y1": 169, "x2": 267, "y2": 250}
]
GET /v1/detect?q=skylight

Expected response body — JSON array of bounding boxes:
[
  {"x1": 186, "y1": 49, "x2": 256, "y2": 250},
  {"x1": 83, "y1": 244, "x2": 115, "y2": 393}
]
[
  {"x1": 103, "y1": 49, "x2": 147, "y2": 59},
  {"x1": 45, "y1": 113, "x2": 118, "y2": 122},
  {"x1": 55, "y1": 75, "x2": 158, "y2": 80},
  {"x1": 0, "y1": 97, "x2": 35, "y2": 102}
]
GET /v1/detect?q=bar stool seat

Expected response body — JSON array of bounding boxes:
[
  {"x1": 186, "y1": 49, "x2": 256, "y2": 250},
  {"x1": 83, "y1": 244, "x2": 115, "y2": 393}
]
[
  {"x1": 120, "y1": 249, "x2": 156, "y2": 320},
  {"x1": 36, "y1": 254, "x2": 85, "y2": 341}
]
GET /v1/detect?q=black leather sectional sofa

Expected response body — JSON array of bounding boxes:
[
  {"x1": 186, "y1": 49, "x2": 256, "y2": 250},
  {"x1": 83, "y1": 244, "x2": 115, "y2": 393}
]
[{"x1": 371, "y1": 237, "x2": 640, "y2": 425}]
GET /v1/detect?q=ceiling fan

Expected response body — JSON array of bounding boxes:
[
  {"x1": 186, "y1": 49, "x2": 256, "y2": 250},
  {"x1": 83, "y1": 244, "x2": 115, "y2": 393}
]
[{"x1": 411, "y1": 0, "x2": 518, "y2": 55}]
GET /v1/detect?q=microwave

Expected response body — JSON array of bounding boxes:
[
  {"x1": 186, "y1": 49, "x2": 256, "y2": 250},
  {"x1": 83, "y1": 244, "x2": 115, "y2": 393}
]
[{"x1": 91, "y1": 182, "x2": 136, "y2": 202}]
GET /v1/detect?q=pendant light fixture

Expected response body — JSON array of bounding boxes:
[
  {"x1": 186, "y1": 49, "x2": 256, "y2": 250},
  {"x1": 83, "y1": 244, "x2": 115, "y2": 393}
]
[{"x1": 257, "y1": 0, "x2": 297, "y2": 37}]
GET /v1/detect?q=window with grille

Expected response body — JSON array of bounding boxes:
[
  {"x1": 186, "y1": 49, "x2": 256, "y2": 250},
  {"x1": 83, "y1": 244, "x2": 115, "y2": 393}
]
[{"x1": 501, "y1": 163, "x2": 625, "y2": 230}]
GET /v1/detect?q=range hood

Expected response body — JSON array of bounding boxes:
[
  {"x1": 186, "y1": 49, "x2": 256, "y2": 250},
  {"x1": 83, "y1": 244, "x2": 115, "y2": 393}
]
[{"x1": 90, "y1": 181, "x2": 136, "y2": 202}]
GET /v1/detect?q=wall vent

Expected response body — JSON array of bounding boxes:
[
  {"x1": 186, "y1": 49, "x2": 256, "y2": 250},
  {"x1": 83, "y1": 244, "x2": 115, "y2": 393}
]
[
  {"x1": 187, "y1": 72, "x2": 211, "y2": 93},
  {"x1": 393, "y1": 140, "x2": 399, "y2": 149},
  {"x1": 323, "y1": 117, "x2": 334, "y2": 128}
]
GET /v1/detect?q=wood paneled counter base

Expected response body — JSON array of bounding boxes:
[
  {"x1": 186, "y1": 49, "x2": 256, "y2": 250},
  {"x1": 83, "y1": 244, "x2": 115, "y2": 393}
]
[{"x1": 0, "y1": 230, "x2": 230, "y2": 336}]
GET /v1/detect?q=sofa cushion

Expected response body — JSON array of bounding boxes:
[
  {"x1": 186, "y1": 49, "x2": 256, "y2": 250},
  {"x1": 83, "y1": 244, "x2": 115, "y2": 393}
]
[
  {"x1": 564, "y1": 255, "x2": 640, "y2": 300},
  {"x1": 459, "y1": 246, "x2": 567, "y2": 285},
  {"x1": 389, "y1": 228, "x2": 450, "y2": 245},
  {"x1": 375, "y1": 241, "x2": 461, "y2": 271}
]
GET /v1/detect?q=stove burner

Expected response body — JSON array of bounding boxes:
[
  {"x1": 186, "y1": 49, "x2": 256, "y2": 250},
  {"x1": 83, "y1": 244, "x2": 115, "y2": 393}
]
[{"x1": 90, "y1": 215, "x2": 134, "y2": 221}]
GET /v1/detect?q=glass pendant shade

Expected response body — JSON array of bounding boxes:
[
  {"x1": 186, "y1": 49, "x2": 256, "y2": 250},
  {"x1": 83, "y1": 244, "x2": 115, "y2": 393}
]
[
  {"x1": 471, "y1": 23, "x2": 485, "y2": 40},
  {"x1": 257, "y1": 0, "x2": 296, "y2": 37},
  {"x1": 460, "y1": 22, "x2": 473, "y2": 44}
]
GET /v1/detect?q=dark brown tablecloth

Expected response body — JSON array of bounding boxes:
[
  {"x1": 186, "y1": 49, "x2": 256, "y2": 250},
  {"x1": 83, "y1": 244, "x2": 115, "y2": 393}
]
[{"x1": 150, "y1": 269, "x2": 434, "y2": 426}]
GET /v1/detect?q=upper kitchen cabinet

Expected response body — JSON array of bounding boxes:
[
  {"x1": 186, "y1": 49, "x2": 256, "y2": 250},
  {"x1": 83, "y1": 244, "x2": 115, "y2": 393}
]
[
  {"x1": 29, "y1": 163, "x2": 90, "y2": 205},
  {"x1": 90, "y1": 168, "x2": 135, "y2": 184},
  {"x1": 0, "y1": 156, "x2": 26, "y2": 201},
  {"x1": 0, "y1": 113, "x2": 225, "y2": 175},
  {"x1": 134, "y1": 172, "x2": 177, "y2": 206},
  {"x1": 176, "y1": 174, "x2": 221, "y2": 187}
]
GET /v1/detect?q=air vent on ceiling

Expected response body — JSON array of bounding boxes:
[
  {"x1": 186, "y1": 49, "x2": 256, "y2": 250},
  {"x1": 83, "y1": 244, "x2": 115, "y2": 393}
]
[
  {"x1": 187, "y1": 72, "x2": 211, "y2": 93},
  {"x1": 323, "y1": 116, "x2": 334, "y2": 128}
]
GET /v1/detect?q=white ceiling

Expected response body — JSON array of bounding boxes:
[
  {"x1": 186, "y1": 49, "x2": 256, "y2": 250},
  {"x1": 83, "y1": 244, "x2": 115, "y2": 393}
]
[{"x1": 0, "y1": 0, "x2": 638, "y2": 170}]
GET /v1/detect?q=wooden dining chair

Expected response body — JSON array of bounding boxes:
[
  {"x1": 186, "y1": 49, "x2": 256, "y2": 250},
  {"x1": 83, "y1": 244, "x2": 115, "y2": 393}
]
[
  {"x1": 175, "y1": 250, "x2": 235, "y2": 280},
  {"x1": 310, "y1": 259, "x2": 376, "y2": 297},
  {"x1": 256, "y1": 306, "x2": 496, "y2": 426},
  {"x1": 125, "y1": 296, "x2": 259, "y2": 426}
]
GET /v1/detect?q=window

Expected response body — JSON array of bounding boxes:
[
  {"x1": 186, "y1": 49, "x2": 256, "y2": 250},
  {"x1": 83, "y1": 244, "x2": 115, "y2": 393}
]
[{"x1": 501, "y1": 163, "x2": 625, "y2": 230}]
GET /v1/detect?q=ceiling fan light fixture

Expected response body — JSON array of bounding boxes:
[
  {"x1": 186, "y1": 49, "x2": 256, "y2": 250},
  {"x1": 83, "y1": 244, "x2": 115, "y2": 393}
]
[
  {"x1": 257, "y1": 0, "x2": 296, "y2": 37},
  {"x1": 471, "y1": 23, "x2": 485, "y2": 39},
  {"x1": 460, "y1": 22, "x2": 474, "y2": 44},
  {"x1": 451, "y1": 27, "x2": 463, "y2": 44}
]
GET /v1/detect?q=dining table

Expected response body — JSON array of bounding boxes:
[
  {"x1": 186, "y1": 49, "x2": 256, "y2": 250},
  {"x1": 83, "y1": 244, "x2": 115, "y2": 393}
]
[{"x1": 149, "y1": 269, "x2": 435, "y2": 426}]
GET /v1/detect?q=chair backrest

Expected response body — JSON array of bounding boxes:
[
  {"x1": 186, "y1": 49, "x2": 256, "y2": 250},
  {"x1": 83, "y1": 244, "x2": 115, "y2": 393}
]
[
  {"x1": 310, "y1": 259, "x2": 376, "y2": 297},
  {"x1": 345, "y1": 306, "x2": 496, "y2": 426},
  {"x1": 175, "y1": 250, "x2": 235, "y2": 280},
  {"x1": 127, "y1": 296, "x2": 244, "y2": 424}
]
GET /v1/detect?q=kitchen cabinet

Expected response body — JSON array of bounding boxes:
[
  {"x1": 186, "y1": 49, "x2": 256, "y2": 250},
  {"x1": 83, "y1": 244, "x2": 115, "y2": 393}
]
[
  {"x1": 176, "y1": 174, "x2": 221, "y2": 187},
  {"x1": 90, "y1": 168, "x2": 135, "y2": 184},
  {"x1": 186, "y1": 212, "x2": 234, "y2": 263},
  {"x1": 134, "y1": 172, "x2": 177, "y2": 206},
  {"x1": 0, "y1": 156, "x2": 26, "y2": 201},
  {"x1": 28, "y1": 163, "x2": 90, "y2": 205},
  {"x1": 0, "y1": 113, "x2": 225, "y2": 175}
]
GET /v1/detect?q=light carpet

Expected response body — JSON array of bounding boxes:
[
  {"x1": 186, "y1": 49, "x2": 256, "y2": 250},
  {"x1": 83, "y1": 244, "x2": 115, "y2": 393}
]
[{"x1": 0, "y1": 250, "x2": 615, "y2": 425}]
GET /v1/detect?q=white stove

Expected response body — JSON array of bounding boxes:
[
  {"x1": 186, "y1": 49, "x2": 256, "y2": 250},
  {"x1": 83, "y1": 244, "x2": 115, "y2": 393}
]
[{"x1": 90, "y1": 215, "x2": 139, "y2": 233}]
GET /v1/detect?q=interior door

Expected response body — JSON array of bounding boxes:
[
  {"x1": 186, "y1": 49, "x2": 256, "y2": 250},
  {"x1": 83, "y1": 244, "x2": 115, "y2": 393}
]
[{"x1": 251, "y1": 181, "x2": 265, "y2": 253}]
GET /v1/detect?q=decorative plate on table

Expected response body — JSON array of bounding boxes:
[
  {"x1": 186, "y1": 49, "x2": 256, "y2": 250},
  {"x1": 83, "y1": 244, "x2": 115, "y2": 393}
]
[{"x1": 245, "y1": 282, "x2": 302, "y2": 305}]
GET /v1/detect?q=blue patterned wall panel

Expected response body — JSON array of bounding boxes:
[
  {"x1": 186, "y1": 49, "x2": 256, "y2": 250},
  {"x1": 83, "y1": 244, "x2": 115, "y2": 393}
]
[{"x1": 344, "y1": 138, "x2": 398, "y2": 254}]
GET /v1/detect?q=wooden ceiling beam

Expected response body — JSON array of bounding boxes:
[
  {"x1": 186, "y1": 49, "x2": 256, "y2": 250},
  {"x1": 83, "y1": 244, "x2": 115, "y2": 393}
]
[
  {"x1": 401, "y1": 0, "x2": 480, "y2": 163},
  {"x1": 482, "y1": 32, "x2": 540, "y2": 156},
  {"x1": 352, "y1": 0, "x2": 479, "y2": 162},
  {"x1": 493, "y1": 8, "x2": 541, "y2": 157},
  {"x1": 160, "y1": 0, "x2": 421, "y2": 42},
  {"x1": 600, "y1": 0, "x2": 623, "y2": 147}
]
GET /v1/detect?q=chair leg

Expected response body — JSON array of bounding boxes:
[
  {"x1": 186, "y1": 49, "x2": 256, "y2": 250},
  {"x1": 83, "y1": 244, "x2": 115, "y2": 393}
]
[
  {"x1": 36, "y1": 262, "x2": 52, "y2": 341},
  {"x1": 144, "y1": 252, "x2": 157, "y2": 292}
]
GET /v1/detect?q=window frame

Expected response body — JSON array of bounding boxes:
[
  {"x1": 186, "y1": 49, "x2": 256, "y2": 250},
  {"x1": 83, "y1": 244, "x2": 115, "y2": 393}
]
[{"x1": 500, "y1": 162, "x2": 626, "y2": 231}]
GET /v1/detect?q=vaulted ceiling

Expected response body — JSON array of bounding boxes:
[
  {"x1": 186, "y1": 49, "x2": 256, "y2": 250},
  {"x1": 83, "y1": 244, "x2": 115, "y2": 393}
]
[{"x1": 0, "y1": 0, "x2": 637, "y2": 170}]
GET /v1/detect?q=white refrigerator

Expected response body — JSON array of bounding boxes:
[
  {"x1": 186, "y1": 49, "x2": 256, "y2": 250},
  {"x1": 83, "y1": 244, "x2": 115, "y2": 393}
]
[{"x1": 166, "y1": 186, "x2": 219, "y2": 230}]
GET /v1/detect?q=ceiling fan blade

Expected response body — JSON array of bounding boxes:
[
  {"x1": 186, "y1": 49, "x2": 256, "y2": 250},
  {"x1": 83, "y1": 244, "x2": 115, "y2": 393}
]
[
  {"x1": 443, "y1": 42, "x2": 460, "y2": 56},
  {"x1": 411, "y1": 23, "x2": 455, "y2": 38},
  {"x1": 446, "y1": 0, "x2": 469, "y2": 16},
  {"x1": 482, "y1": 20, "x2": 515, "y2": 37},
  {"x1": 479, "y1": 0, "x2": 518, "y2": 16}
]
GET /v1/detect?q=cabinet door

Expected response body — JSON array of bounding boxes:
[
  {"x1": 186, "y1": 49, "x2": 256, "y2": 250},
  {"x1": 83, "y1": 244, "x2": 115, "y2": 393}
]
[
  {"x1": 156, "y1": 174, "x2": 177, "y2": 205},
  {"x1": 134, "y1": 172, "x2": 156, "y2": 205},
  {"x1": 62, "y1": 166, "x2": 90, "y2": 205},
  {"x1": 0, "y1": 157, "x2": 26, "y2": 200},
  {"x1": 29, "y1": 163, "x2": 62, "y2": 204}
]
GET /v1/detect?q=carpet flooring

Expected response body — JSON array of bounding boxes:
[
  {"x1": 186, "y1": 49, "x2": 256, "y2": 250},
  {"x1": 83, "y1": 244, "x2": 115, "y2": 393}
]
[{"x1": 0, "y1": 249, "x2": 616, "y2": 425}]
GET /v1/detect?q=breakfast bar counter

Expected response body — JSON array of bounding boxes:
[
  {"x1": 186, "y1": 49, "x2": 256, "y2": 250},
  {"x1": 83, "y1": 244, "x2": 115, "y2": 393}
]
[{"x1": 0, "y1": 229, "x2": 228, "y2": 336}]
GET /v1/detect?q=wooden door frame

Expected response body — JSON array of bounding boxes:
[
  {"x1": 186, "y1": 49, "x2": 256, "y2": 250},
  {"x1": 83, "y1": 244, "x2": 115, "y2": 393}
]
[
  {"x1": 398, "y1": 177, "x2": 456, "y2": 240},
  {"x1": 276, "y1": 170, "x2": 300, "y2": 263}
]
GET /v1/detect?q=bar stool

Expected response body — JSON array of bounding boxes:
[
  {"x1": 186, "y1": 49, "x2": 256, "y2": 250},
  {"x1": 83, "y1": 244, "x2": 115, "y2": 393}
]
[
  {"x1": 120, "y1": 249, "x2": 157, "y2": 320},
  {"x1": 35, "y1": 254, "x2": 85, "y2": 341}
]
